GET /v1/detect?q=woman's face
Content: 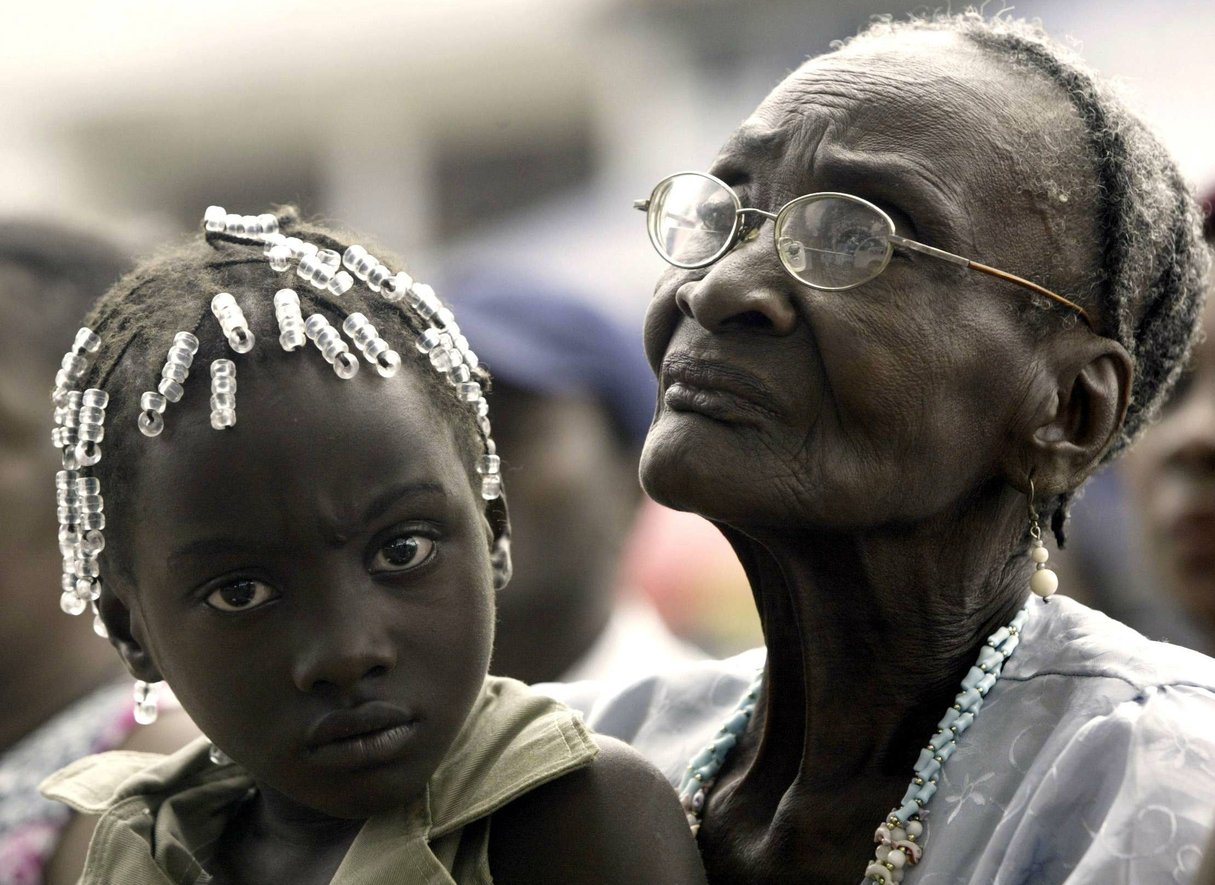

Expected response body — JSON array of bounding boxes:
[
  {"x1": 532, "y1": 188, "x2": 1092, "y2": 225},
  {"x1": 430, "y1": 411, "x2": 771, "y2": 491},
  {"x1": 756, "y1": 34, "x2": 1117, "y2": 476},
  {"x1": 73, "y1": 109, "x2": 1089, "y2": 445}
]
[
  {"x1": 640, "y1": 34, "x2": 1096, "y2": 531},
  {"x1": 113, "y1": 354, "x2": 495, "y2": 820},
  {"x1": 1122, "y1": 293, "x2": 1215, "y2": 629}
]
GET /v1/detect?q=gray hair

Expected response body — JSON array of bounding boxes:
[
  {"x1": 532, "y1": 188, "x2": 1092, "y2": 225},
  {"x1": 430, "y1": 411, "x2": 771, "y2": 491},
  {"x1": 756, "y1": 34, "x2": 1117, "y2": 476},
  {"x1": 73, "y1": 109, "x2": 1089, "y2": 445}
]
[{"x1": 838, "y1": 10, "x2": 1211, "y2": 543}]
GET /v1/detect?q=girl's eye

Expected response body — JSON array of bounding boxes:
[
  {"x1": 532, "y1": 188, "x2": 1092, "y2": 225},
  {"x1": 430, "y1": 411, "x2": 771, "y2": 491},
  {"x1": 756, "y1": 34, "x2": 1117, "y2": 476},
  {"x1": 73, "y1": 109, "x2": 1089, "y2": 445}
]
[
  {"x1": 205, "y1": 579, "x2": 278, "y2": 612},
  {"x1": 370, "y1": 534, "x2": 435, "y2": 574}
]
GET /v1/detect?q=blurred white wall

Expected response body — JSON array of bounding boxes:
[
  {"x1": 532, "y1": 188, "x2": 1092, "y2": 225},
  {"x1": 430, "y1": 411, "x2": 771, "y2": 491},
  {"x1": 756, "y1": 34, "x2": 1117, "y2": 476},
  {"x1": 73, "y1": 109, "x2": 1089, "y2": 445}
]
[{"x1": 1, "y1": 0, "x2": 1211, "y2": 321}]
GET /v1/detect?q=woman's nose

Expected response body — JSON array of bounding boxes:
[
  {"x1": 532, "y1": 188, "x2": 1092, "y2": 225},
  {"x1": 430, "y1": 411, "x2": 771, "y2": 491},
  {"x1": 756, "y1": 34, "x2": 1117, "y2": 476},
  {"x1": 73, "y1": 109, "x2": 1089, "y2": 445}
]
[
  {"x1": 291, "y1": 588, "x2": 398, "y2": 695},
  {"x1": 674, "y1": 232, "x2": 798, "y2": 335}
]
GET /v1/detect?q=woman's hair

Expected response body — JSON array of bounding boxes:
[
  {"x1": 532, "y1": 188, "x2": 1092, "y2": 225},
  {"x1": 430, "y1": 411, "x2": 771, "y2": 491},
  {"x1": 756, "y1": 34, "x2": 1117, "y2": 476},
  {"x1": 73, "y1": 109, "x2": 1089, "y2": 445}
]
[
  {"x1": 74, "y1": 207, "x2": 488, "y2": 562},
  {"x1": 839, "y1": 10, "x2": 1212, "y2": 542}
]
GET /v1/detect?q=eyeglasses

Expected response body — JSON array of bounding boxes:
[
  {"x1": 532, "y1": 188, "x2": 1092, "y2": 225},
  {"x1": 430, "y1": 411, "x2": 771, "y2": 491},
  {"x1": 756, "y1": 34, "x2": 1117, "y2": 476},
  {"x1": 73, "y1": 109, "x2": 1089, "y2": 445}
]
[{"x1": 634, "y1": 171, "x2": 1092, "y2": 327}]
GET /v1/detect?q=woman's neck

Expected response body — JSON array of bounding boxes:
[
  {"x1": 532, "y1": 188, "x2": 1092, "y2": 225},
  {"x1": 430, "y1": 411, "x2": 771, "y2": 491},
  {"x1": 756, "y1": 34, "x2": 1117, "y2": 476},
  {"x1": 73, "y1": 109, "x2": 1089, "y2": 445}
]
[{"x1": 728, "y1": 487, "x2": 1030, "y2": 795}]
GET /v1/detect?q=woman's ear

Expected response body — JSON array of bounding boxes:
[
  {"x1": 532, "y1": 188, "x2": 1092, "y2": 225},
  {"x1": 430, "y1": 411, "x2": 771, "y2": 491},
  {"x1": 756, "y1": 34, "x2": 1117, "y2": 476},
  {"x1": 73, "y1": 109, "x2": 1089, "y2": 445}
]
[
  {"x1": 1006, "y1": 334, "x2": 1132, "y2": 496},
  {"x1": 98, "y1": 580, "x2": 163, "y2": 684},
  {"x1": 484, "y1": 492, "x2": 513, "y2": 591}
]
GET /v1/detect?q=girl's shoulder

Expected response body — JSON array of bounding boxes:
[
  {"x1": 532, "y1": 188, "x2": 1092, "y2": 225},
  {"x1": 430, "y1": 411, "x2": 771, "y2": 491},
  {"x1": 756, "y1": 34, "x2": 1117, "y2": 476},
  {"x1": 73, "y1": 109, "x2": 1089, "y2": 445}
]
[{"x1": 487, "y1": 734, "x2": 707, "y2": 885}]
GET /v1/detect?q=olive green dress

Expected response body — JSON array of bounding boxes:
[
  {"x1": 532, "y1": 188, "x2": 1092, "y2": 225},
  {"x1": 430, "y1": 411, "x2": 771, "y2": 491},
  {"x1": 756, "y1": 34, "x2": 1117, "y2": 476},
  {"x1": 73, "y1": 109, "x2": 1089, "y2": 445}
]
[{"x1": 41, "y1": 677, "x2": 598, "y2": 884}]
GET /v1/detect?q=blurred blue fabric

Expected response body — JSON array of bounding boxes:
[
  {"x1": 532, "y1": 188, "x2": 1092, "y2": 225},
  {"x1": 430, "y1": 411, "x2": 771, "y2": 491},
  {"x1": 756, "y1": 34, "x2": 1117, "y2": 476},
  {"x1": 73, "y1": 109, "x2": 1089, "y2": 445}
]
[{"x1": 448, "y1": 275, "x2": 657, "y2": 448}]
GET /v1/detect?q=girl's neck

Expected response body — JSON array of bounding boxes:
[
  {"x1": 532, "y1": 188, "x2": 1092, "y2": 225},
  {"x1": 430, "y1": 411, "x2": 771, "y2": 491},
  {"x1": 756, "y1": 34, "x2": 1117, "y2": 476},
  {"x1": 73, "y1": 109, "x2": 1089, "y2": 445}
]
[{"x1": 211, "y1": 787, "x2": 364, "y2": 885}]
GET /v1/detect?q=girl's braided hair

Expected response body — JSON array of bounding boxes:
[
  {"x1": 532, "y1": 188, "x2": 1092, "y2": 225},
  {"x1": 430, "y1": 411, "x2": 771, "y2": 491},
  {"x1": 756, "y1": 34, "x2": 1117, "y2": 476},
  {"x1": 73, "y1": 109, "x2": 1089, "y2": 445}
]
[{"x1": 77, "y1": 207, "x2": 488, "y2": 563}]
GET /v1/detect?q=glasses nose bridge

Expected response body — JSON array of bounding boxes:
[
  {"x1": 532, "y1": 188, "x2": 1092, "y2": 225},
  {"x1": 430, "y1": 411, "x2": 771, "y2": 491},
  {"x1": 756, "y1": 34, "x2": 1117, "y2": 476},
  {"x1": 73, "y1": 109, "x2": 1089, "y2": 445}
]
[{"x1": 726, "y1": 206, "x2": 778, "y2": 253}]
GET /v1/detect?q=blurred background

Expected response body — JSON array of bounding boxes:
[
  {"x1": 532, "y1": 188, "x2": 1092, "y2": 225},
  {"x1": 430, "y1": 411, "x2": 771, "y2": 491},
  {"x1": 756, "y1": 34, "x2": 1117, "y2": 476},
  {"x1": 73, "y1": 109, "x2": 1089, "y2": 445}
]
[{"x1": 3, "y1": 0, "x2": 1213, "y2": 656}]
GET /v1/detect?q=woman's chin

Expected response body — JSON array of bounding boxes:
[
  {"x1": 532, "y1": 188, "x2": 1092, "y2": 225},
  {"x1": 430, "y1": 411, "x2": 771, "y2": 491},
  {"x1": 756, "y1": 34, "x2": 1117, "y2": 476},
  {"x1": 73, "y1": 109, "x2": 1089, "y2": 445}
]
[{"x1": 641, "y1": 421, "x2": 781, "y2": 526}]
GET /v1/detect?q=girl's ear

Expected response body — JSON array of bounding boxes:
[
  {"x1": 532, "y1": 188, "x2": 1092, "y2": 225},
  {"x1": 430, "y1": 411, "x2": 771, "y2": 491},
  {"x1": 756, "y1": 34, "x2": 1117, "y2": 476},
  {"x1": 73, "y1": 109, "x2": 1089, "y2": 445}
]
[
  {"x1": 484, "y1": 492, "x2": 513, "y2": 591},
  {"x1": 98, "y1": 582, "x2": 163, "y2": 683}
]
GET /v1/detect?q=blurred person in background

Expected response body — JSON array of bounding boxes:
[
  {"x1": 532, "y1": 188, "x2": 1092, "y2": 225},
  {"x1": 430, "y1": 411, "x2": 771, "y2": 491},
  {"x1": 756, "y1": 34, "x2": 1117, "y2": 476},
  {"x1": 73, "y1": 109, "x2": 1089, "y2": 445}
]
[
  {"x1": 0, "y1": 221, "x2": 196, "y2": 885},
  {"x1": 451, "y1": 278, "x2": 706, "y2": 684},
  {"x1": 1118, "y1": 190, "x2": 1215, "y2": 656}
]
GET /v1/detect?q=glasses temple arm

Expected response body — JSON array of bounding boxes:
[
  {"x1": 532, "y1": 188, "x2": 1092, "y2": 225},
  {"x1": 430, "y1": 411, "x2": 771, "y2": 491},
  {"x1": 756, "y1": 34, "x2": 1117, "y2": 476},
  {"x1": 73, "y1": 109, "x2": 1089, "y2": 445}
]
[{"x1": 888, "y1": 234, "x2": 1093, "y2": 328}]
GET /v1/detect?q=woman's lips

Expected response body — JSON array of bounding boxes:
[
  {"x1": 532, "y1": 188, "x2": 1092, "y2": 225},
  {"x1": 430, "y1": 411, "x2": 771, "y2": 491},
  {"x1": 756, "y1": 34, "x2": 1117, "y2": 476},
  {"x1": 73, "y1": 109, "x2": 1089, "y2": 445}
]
[
  {"x1": 306, "y1": 702, "x2": 417, "y2": 769},
  {"x1": 661, "y1": 355, "x2": 775, "y2": 423}
]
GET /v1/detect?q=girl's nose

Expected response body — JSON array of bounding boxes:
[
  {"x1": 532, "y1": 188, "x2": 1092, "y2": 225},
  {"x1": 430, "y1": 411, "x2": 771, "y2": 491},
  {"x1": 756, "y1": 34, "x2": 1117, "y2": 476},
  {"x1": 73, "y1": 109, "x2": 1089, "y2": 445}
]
[{"x1": 292, "y1": 590, "x2": 397, "y2": 695}]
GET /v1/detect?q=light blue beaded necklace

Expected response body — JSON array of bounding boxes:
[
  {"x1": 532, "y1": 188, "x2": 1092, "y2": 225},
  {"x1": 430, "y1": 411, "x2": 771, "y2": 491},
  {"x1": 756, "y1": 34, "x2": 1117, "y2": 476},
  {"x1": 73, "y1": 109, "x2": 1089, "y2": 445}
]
[{"x1": 678, "y1": 599, "x2": 1032, "y2": 885}]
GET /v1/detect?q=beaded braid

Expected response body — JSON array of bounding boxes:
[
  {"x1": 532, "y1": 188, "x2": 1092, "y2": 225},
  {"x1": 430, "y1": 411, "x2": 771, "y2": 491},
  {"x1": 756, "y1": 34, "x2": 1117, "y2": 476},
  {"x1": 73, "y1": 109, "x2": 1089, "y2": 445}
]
[{"x1": 50, "y1": 206, "x2": 502, "y2": 631}]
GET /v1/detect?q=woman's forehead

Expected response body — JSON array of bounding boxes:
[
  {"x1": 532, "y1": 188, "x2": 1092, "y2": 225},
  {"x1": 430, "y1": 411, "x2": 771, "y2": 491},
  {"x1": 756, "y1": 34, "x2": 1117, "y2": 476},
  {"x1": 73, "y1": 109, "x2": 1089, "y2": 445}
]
[{"x1": 732, "y1": 32, "x2": 1061, "y2": 180}]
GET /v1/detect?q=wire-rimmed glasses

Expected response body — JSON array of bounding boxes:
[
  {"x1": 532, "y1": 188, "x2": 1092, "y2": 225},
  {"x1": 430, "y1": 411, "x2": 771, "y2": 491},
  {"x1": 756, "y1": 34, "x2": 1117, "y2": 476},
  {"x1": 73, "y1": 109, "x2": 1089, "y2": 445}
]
[{"x1": 634, "y1": 171, "x2": 1092, "y2": 327}]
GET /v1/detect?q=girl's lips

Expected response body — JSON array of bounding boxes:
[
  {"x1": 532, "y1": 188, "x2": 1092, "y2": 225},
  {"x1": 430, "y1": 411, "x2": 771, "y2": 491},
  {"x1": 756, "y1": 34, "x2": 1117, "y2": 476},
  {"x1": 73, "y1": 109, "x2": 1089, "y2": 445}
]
[
  {"x1": 306, "y1": 722, "x2": 418, "y2": 770},
  {"x1": 306, "y1": 701, "x2": 417, "y2": 768}
]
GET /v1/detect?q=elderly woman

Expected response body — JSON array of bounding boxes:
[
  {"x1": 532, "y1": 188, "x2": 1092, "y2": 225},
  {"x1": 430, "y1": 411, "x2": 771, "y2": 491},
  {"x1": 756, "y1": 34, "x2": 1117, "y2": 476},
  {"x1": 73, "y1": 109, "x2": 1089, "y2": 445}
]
[{"x1": 552, "y1": 12, "x2": 1215, "y2": 885}]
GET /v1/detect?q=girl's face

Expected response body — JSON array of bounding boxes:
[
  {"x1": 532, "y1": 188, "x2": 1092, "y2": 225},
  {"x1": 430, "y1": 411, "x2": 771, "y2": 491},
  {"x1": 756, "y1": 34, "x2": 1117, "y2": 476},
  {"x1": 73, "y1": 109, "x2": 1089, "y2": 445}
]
[{"x1": 112, "y1": 354, "x2": 496, "y2": 819}]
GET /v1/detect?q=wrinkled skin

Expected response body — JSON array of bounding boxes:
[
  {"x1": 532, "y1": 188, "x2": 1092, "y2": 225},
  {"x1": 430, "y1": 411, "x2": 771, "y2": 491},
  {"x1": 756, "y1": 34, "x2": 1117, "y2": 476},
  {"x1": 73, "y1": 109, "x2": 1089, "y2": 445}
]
[
  {"x1": 1122, "y1": 293, "x2": 1215, "y2": 652},
  {"x1": 639, "y1": 32, "x2": 1131, "y2": 883}
]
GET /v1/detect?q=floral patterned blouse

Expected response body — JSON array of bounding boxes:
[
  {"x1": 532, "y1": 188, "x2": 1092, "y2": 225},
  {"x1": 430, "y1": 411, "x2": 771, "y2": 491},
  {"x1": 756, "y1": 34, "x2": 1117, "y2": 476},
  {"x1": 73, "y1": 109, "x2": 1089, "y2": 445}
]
[{"x1": 545, "y1": 595, "x2": 1215, "y2": 884}]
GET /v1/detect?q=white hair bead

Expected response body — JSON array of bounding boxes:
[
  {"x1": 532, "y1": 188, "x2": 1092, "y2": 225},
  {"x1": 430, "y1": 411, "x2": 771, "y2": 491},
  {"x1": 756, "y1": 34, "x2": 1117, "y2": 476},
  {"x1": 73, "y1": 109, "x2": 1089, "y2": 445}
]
[
  {"x1": 334, "y1": 351, "x2": 360, "y2": 380},
  {"x1": 140, "y1": 391, "x2": 167, "y2": 413},
  {"x1": 304, "y1": 314, "x2": 359, "y2": 379},
  {"x1": 209, "y1": 359, "x2": 237, "y2": 429},
  {"x1": 327, "y1": 271, "x2": 354, "y2": 297},
  {"x1": 416, "y1": 328, "x2": 442, "y2": 354},
  {"x1": 211, "y1": 293, "x2": 256, "y2": 354},
  {"x1": 268, "y1": 244, "x2": 293, "y2": 272},
  {"x1": 342, "y1": 313, "x2": 401, "y2": 378},
  {"x1": 204, "y1": 206, "x2": 226, "y2": 232},
  {"x1": 158, "y1": 379, "x2": 184, "y2": 403},
  {"x1": 138, "y1": 411, "x2": 164, "y2": 437},
  {"x1": 342, "y1": 245, "x2": 367, "y2": 272},
  {"x1": 274, "y1": 288, "x2": 306, "y2": 351},
  {"x1": 366, "y1": 264, "x2": 392, "y2": 293},
  {"x1": 381, "y1": 271, "x2": 414, "y2": 302},
  {"x1": 73, "y1": 328, "x2": 102, "y2": 354}
]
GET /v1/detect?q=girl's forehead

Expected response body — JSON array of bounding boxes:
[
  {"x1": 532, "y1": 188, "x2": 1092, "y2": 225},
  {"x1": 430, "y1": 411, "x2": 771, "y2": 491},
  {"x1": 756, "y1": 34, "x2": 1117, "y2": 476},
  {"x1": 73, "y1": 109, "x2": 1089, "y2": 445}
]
[{"x1": 128, "y1": 355, "x2": 477, "y2": 556}]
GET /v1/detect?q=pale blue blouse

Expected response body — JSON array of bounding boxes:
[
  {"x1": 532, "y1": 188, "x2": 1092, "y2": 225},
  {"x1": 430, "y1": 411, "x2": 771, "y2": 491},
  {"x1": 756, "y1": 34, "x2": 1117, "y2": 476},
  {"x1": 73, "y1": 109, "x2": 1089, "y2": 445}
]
[{"x1": 543, "y1": 596, "x2": 1215, "y2": 884}]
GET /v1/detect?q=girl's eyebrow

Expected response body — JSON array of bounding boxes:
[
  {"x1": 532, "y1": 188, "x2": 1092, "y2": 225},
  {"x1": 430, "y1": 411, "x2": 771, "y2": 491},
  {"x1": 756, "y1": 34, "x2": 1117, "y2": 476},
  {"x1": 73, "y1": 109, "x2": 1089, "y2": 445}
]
[
  {"x1": 166, "y1": 481, "x2": 451, "y2": 566},
  {"x1": 359, "y1": 480, "x2": 449, "y2": 525}
]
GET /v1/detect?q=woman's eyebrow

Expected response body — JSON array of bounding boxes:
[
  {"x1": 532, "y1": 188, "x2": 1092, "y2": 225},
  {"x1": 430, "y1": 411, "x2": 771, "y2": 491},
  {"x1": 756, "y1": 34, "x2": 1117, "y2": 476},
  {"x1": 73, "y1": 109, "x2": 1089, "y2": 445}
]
[{"x1": 814, "y1": 148, "x2": 971, "y2": 246}]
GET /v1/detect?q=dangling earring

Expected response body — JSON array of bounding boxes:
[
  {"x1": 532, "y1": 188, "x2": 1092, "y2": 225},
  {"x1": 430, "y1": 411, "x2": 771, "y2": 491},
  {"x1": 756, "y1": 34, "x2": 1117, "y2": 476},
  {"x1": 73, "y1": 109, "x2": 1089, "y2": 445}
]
[
  {"x1": 209, "y1": 743, "x2": 233, "y2": 765},
  {"x1": 1027, "y1": 480, "x2": 1059, "y2": 600},
  {"x1": 133, "y1": 679, "x2": 159, "y2": 725}
]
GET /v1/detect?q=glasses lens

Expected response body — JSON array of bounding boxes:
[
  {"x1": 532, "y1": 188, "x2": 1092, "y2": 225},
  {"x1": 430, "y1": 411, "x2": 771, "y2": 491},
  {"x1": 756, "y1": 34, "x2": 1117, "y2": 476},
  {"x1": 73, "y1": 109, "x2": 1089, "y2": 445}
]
[
  {"x1": 775, "y1": 196, "x2": 892, "y2": 288},
  {"x1": 648, "y1": 174, "x2": 739, "y2": 267}
]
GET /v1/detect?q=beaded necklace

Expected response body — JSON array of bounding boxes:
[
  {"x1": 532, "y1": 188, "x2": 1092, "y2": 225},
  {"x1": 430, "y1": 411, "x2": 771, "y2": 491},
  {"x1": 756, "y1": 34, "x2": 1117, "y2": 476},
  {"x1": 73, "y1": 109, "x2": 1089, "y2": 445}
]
[{"x1": 678, "y1": 599, "x2": 1031, "y2": 885}]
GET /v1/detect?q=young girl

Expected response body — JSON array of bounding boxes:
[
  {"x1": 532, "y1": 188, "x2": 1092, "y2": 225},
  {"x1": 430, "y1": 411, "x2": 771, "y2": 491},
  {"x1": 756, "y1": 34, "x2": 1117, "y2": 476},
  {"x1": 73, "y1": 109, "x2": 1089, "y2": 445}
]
[{"x1": 38, "y1": 207, "x2": 707, "y2": 885}]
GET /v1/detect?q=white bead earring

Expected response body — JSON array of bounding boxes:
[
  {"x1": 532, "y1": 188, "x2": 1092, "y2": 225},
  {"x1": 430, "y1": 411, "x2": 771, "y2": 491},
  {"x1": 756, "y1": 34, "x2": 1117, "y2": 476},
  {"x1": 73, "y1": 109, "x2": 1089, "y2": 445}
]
[
  {"x1": 133, "y1": 680, "x2": 159, "y2": 725},
  {"x1": 1027, "y1": 480, "x2": 1058, "y2": 600}
]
